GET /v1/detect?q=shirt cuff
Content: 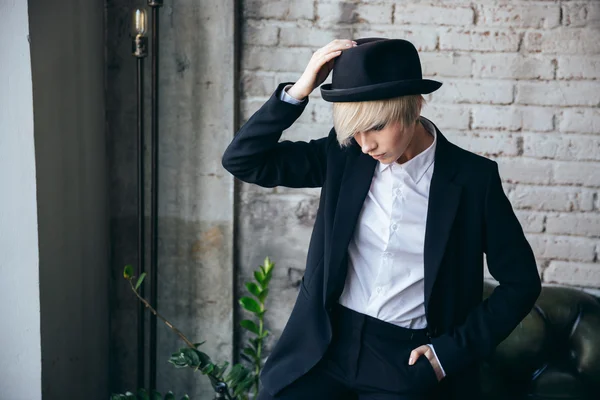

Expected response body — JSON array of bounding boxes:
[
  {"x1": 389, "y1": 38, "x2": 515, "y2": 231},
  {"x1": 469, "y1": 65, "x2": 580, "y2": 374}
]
[
  {"x1": 279, "y1": 84, "x2": 307, "y2": 105},
  {"x1": 427, "y1": 344, "x2": 446, "y2": 378}
]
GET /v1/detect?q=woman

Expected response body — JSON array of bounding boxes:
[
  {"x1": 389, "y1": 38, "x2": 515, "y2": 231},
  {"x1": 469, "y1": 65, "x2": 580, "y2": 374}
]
[{"x1": 222, "y1": 38, "x2": 541, "y2": 400}]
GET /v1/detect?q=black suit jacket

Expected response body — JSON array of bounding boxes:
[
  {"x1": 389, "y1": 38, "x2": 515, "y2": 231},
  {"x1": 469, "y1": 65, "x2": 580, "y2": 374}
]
[{"x1": 222, "y1": 83, "x2": 542, "y2": 398}]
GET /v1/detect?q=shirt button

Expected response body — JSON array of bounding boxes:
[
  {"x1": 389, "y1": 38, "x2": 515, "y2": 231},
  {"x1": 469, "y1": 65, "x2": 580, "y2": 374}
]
[
  {"x1": 391, "y1": 223, "x2": 398, "y2": 231},
  {"x1": 376, "y1": 287, "x2": 382, "y2": 294}
]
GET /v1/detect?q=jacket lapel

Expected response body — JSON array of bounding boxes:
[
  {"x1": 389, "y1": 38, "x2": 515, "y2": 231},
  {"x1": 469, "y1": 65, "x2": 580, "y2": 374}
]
[
  {"x1": 324, "y1": 143, "x2": 376, "y2": 305},
  {"x1": 423, "y1": 127, "x2": 461, "y2": 314}
]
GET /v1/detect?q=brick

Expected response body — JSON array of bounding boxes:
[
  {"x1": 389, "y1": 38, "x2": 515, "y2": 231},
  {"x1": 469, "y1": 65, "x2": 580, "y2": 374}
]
[
  {"x1": 508, "y1": 185, "x2": 595, "y2": 212},
  {"x1": 241, "y1": 99, "x2": 268, "y2": 122},
  {"x1": 242, "y1": 22, "x2": 279, "y2": 46},
  {"x1": 472, "y1": 54, "x2": 554, "y2": 80},
  {"x1": 546, "y1": 213, "x2": 600, "y2": 237},
  {"x1": 420, "y1": 104, "x2": 470, "y2": 130},
  {"x1": 515, "y1": 210, "x2": 545, "y2": 233},
  {"x1": 353, "y1": 27, "x2": 438, "y2": 52},
  {"x1": 283, "y1": 121, "x2": 334, "y2": 142},
  {"x1": 440, "y1": 30, "x2": 520, "y2": 52},
  {"x1": 559, "y1": 109, "x2": 600, "y2": 133},
  {"x1": 524, "y1": 29, "x2": 600, "y2": 54},
  {"x1": 275, "y1": 72, "x2": 304, "y2": 85},
  {"x1": 444, "y1": 131, "x2": 520, "y2": 157},
  {"x1": 552, "y1": 161, "x2": 600, "y2": 187},
  {"x1": 279, "y1": 26, "x2": 341, "y2": 48},
  {"x1": 394, "y1": 5, "x2": 474, "y2": 27},
  {"x1": 434, "y1": 79, "x2": 513, "y2": 105},
  {"x1": 529, "y1": 234, "x2": 596, "y2": 262},
  {"x1": 523, "y1": 133, "x2": 600, "y2": 162},
  {"x1": 241, "y1": 71, "x2": 276, "y2": 97},
  {"x1": 472, "y1": 105, "x2": 521, "y2": 131},
  {"x1": 243, "y1": 0, "x2": 314, "y2": 20},
  {"x1": 243, "y1": 46, "x2": 313, "y2": 72},
  {"x1": 496, "y1": 157, "x2": 553, "y2": 185},
  {"x1": 420, "y1": 53, "x2": 472, "y2": 78},
  {"x1": 557, "y1": 56, "x2": 600, "y2": 80},
  {"x1": 353, "y1": 3, "x2": 393, "y2": 25},
  {"x1": 316, "y1": 2, "x2": 392, "y2": 25},
  {"x1": 544, "y1": 261, "x2": 600, "y2": 288},
  {"x1": 305, "y1": 101, "x2": 333, "y2": 124},
  {"x1": 477, "y1": 4, "x2": 560, "y2": 29},
  {"x1": 516, "y1": 81, "x2": 600, "y2": 107},
  {"x1": 521, "y1": 106, "x2": 555, "y2": 132},
  {"x1": 562, "y1": 2, "x2": 600, "y2": 27}
]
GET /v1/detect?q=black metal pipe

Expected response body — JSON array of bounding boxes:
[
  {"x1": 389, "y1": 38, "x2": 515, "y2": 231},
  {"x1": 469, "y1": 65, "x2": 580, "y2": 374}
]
[
  {"x1": 136, "y1": 54, "x2": 146, "y2": 392},
  {"x1": 148, "y1": 0, "x2": 162, "y2": 392}
]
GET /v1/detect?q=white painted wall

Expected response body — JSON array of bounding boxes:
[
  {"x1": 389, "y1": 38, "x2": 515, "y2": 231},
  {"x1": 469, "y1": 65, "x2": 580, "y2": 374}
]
[{"x1": 0, "y1": 1, "x2": 42, "y2": 399}]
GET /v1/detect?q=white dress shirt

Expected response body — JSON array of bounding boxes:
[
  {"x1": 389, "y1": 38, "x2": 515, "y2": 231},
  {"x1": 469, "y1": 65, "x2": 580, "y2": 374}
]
[{"x1": 280, "y1": 85, "x2": 446, "y2": 377}]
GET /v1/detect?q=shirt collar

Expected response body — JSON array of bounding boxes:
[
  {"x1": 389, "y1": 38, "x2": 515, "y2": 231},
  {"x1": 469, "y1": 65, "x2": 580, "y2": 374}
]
[{"x1": 378, "y1": 117, "x2": 437, "y2": 184}]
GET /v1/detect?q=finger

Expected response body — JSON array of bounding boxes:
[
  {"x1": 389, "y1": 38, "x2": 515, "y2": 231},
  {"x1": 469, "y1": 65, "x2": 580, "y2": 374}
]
[
  {"x1": 408, "y1": 345, "x2": 429, "y2": 365},
  {"x1": 322, "y1": 39, "x2": 357, "y2": 53},
  {"x1": 311, "y1": 50, "x2": 341, "y2": 70}
]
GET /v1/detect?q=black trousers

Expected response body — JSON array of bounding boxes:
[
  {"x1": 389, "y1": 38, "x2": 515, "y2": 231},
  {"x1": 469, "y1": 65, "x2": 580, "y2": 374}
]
[{"x1": 258, "y1": 303, "x2": 440, "y2": 400}]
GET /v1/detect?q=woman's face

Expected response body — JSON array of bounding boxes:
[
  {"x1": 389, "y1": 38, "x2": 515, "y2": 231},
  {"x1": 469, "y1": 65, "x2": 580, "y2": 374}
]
[{"x1": 354, "y1": 120, "x2": 417, "y2": 164}]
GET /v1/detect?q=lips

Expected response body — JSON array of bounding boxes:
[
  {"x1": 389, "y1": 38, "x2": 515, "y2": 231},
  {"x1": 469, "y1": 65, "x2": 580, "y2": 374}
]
[{"x1": 372, "y1": 153, "x2": 386, "y2": 159}]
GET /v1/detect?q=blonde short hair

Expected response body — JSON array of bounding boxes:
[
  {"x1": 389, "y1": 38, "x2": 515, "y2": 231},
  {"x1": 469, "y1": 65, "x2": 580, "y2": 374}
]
[{"x1": 332, "y1": 95, "x2": 425, "y2": 147}]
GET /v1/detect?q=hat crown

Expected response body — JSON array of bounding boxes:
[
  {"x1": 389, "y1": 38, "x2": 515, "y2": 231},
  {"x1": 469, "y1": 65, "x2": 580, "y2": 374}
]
[
  {"x1": 331, "y1": 38, "x2": 423, "y2": 90},
  {"x1": 319, "y1": 37, "x2": 442, "y2": 102}
]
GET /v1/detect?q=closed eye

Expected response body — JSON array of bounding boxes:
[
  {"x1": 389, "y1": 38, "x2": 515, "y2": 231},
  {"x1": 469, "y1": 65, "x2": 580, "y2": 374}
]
[{"x1": 371, "y1": 123, "x2": 386, "y2": 131}]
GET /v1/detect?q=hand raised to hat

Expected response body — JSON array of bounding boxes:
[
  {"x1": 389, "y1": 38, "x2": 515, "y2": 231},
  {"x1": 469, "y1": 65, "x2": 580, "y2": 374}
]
[{"x1": 287, "y1": 39, "x2": 357, "y2": 101}]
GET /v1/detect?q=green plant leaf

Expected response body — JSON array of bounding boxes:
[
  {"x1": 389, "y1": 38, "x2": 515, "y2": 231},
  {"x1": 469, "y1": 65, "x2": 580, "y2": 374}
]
[
  {"x1": 201, "y1": 363, "x2": 215, "y2": 375},
  {"x1": 123, "y1": 265, "x2": 134, "y2": 280},
  {"x1": 248, "y1": 337, "x2": 260, "y2": 351},
  {"x1": 239, "y1": 296, "x2": 261, "y2": 313},
  {"x1": 169, "y1": 351, "x2": 189, "y2": 368},
  {"x1": 180, "y1": 348, "x2": 200, "y2": 366},
  {"x1": 226, "y1": 363, "x2": 248, "y2": 386},
  {"x1": 164, "y1": 392, "x2": 175, "y2": 400},
  {"x1": 260, "y1": 329, "x2": 270, "y2": 339},
  {"x1": 193, "y1": 341, "x2": 206, "y2": 348},
  {"x1": 135, "y1": 272, "x2": 147, "y2": 290},
  {"x1": 151, "y1": 390, "x2": 162, "y2": 400},
  {"x1": 245, "y1": 282, "x2": 261, "y2": 298},
  {"x1": 124, "y1": 392, "x2": 136, "y2": 400},
  {"x1": 137, "y1": 388, "x2": 150, "y2": 400},
  {"x1": 258, "y1": 288, "x2": 269, "y2": 303},
  {"x1": 180, "y1": 396, "x2": 190, "y2": 400},
  {"x1": 240, "y1": 319, "x2": 260, "y2": 335},
  {"x1": 263, "y1": 257, "x2": 275, "y2": 274},
  {"x1": 263, "y1": 269, "x2": 273, "y2": 287},
  {"x1": 242, "y1": 347, "x2": 258, "y2": 361},
  {"x1": 214, "y1": 361, "x2": 229, "y2": 379},
  {"x1": 254, "y1": 269, "x2": 265, "y2": 285},
  {"x1": 239, "y1": 353, "x2": 253, "y2": 364}
]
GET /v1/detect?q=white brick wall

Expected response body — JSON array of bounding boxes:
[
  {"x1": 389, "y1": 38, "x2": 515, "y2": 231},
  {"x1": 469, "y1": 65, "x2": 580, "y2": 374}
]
[{"x1": 240, "y1": 0, "x2": 600, "y2": 291}]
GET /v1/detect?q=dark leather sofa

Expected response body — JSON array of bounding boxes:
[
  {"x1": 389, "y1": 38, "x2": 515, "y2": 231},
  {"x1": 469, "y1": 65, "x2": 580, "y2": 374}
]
[{"x1": 481, "y1": 280, "x2": 600, "y2": 399}]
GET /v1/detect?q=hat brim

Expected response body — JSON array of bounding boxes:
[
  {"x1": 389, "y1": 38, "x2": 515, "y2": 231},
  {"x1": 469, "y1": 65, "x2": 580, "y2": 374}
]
[{"x1": 320, "y1": 79, "x2": 442, "y2": 102}]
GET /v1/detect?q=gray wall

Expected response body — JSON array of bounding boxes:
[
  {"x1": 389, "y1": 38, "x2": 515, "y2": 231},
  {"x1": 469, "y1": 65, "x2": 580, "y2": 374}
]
[
  {"x1": 28, "y1": 0, "x2": 110, "y2": 398},
  {"x1": 106, "y1": 1, "x2": 236, "y2": 397},
  {"x1": 0, "y1": 1, "x2": 42, "y2": 398}
]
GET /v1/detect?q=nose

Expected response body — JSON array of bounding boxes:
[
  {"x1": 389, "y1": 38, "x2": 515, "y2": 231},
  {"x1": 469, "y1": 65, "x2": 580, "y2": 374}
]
[{"x1": 357, "y1": 132, "x2": 375, "y2": 154}]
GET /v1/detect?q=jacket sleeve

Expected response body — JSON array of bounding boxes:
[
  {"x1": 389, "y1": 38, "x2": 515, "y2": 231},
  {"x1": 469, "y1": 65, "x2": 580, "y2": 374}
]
[
  {"x1": 221, "y1": 82, "x2": 333, "y2": 188},
  {"x1": 430, "y1": 161, "x2": 542, "y2": 377}
]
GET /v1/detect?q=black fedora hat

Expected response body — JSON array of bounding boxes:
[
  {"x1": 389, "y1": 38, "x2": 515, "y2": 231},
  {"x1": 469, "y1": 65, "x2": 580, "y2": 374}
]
[{"x1": 320, "y1": 38, "x2": 442, "y2": 102}]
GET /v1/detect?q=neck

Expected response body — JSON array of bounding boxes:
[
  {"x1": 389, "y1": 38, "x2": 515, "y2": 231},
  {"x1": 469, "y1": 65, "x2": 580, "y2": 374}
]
[{"x1": 396, "y1": 120, "x2": 434, "y2": 164}]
